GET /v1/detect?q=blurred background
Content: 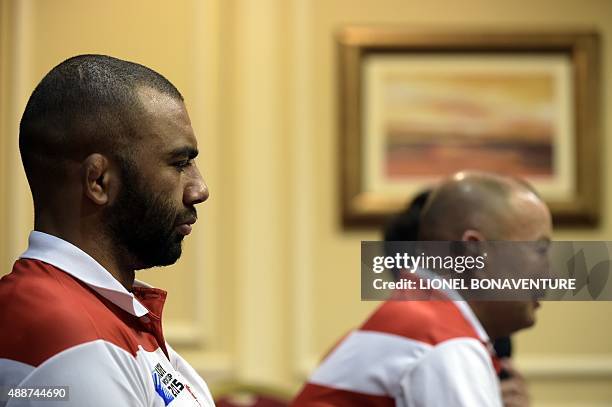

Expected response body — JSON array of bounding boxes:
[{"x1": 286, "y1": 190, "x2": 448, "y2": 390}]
[{"x1": 0, "y1": 0, "x2": 611, "y2": 406}]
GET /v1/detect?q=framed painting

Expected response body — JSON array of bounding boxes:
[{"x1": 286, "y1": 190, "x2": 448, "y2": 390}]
[{"x1": 338, "y1": 28, "x2": 600, "y2": 227}]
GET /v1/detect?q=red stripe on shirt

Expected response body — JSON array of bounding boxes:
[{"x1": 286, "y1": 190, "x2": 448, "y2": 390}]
[
  {"x1": 292, "y1": 383, "x2": 395, "y2": 407},
  {"x1": 0, "y1": 259, "x2": 166, "y2": 366}
]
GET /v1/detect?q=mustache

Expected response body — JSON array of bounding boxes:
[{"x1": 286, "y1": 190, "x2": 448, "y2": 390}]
[{"x1": 175, "y1": 207, "x2": 198, "y2": 225}]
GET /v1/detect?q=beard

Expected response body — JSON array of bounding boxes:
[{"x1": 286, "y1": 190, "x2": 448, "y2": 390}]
[{"x1": 104, "y1": 158, "x2": 195, "y2": 269}]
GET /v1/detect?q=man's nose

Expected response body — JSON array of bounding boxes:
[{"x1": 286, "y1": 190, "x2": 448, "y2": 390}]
[{"x1": 184, "y1": 167, "x2": 209, "y2": 206}]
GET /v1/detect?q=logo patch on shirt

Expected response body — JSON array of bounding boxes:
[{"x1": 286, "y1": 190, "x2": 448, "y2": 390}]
[{"x1": 152, "y1": 363, "x2": 185, "y2": 405}]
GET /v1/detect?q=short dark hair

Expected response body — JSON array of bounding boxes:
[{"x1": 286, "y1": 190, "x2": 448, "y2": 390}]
[
  {"x1": 383, "y1": 189, "x2": 432, "y2": 280},
  {"x1": 19, "y1": 54, "x2": 183, "y2": 196},
  {"x1": 384, "y1": 189, "x2": 432, "y2": 243}
]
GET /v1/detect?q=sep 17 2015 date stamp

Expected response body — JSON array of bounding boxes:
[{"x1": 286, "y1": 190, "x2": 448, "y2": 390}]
[{"x1": 1, "y1": 386, "x2": 69, "y2": 401}]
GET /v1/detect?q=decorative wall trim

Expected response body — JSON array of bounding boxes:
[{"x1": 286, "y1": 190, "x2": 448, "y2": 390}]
[
  {"x1": 7, "y1": 0, "x2": 33, "y2": 261},
  {"x1": 189, "y1": 352, "x2": 235, "y2": 382},
  {"x1": 516, "y1": 355, "x2": 612, "y2": 379},
  {"x1": 290, "y1": 0, "x2": 315, "y2": 380},
  {"x1": 188, "y1": 0, "x2": 221, "y2": 349},
  {"x1": 230, "y1": 0, "x2": 287, "y2": 383},
  {"x1": 165, "y1": 322, "x2": 203, "y2": 348}
]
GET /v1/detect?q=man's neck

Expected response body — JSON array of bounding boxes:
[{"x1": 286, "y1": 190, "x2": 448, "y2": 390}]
[
  {"x1": 467, "y1": 300, "x2": 500, "y2": 340},
  {"x1": 34, "y1": 219, "x2": 136, "y2": 291}
]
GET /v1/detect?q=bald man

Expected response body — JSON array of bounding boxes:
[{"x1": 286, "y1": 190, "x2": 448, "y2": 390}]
[
  {"x1": 292, "y1": 172, "x2": 552, "y2": 407},
  {"x1": 0, "y1": 55, "x2": 214, "y2": 406}
]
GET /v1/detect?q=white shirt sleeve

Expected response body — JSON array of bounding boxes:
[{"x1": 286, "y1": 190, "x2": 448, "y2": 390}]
[
  {"x1": 6, "y1": 340, "x2": 150, "y2": 407},
  {"x1": 397, "y1": 338, "x2": 502, "y2": 407}
]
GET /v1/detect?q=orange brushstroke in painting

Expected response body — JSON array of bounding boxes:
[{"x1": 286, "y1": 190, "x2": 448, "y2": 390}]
[{"x1": 383, "y1": 72, "x2": 554, "y2": 179}]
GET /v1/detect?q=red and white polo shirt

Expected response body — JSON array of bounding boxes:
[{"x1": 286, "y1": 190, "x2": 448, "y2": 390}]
[
  {"x1": 0, "y1": 231, "x2": 215, "y2": 406},
  {"x1": 292, "y1": 290, "x2": 502, "y2": 406}
]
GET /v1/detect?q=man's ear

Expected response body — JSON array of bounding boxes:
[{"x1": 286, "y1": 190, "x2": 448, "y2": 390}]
[
  {"x1": 81, "y1": 153, "x2": 113, "y2": 205},
  {"x1": 462, "y1": 229, "x2": 485, "y2": 242},
  {"x1": 461, "y1": 229, "x2": 486, "y2": 264}
]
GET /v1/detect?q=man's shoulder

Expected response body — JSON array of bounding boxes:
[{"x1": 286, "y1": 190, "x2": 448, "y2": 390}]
[
  {"x1": 1, "y1": 258, "x2": 101, "y2": 316},
  {"x1": 0, "y1": 259, "x2": 116, "y2": 366},
  {"x1": 360, "y1": 300, "x2": 480, "y2": 345}
]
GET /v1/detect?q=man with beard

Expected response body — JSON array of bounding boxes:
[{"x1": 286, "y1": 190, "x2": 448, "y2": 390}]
[{"x1": 0, "y1": 55, "x2": 214, "y2": 406}]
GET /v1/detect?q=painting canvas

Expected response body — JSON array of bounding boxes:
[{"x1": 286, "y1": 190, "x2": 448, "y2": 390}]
[
  {"x1": 338, "y1": 29, "x2": 600, "y2": 226},
  {"x1": 363, "y1": 55, "x2": 574, "y2": 202}
]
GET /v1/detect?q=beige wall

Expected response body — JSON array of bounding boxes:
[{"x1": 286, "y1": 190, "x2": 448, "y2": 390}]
[{"x1": 1, "y1": 0, "x2": 611, "y2": 405}]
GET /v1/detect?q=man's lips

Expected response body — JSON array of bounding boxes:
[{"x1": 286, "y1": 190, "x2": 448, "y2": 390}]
[{"x1": 176, "y1": 217, "x2": 197, "y2": 236}]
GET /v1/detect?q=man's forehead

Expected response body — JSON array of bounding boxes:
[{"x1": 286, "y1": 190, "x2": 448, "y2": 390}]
[
  {"x1": 511, "y1": 188, "x2": 548, "y2": 212},
  {"x1": 135, "y1": 86, "x2": 188, "y2": 122},
  {"x1": 136, "y1": 85, "x2": 181, "y2": 109},
  {"x1": 507, "y1": 190, "x2": 552, "y2": 235},
  {"x1": 134, "y1": 86, "x2": 197, "y2": 150}
]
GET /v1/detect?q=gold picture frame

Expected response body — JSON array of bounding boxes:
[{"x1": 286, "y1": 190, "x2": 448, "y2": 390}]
[{"x1": 338, "y1": 27, "x2": 600, "y2": 227}]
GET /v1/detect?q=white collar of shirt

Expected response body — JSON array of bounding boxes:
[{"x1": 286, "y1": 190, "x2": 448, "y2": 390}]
[
  {"x1": 20, "y1": 230, "x2": 150, "y2": 317},
  {"x1": 416, "y1": 268, "x2": 490, "y2": 344}
]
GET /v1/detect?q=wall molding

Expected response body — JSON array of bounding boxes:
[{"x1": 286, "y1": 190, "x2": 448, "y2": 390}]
[
  {"x1": 516, "y1": 355, "x2": 612, "y2": 379},
  {"x1": 6, "y1": 0, "x2": 34, "y2": 262},
  {"x1": 188, "y1": 0, "x2": 221, "y2": 350},
  {"x1": 290, "y1": 0, "x2": 315, "y2": 381},
  {"x1": 187, "y1": 352, "x2": 235, "y2": 382},
  {"x1": 164, "y1": 321, "x2": 203, "y2": 348},
  {"x1": 230, "y1": 0, "x2": 287, "y2": 383}
]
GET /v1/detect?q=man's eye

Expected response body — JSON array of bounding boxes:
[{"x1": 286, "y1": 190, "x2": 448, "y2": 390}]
[{"x1": 173, "y1": 160, "x2": 192, "y2": 171}]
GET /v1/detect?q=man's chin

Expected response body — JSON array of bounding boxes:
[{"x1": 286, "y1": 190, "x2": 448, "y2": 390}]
[
  {"x1": 519, "y1": 302, "x2": 538, "y2": 330},
  {"x1": 156, "y1": 245, "x2": 183, "y2": 267},
  {"x1": 523, "y1": 316, "x2": 536, "y2": 329},
  {"x1": 133, "y1": 243, "x2": 183, "y2": 270}
]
